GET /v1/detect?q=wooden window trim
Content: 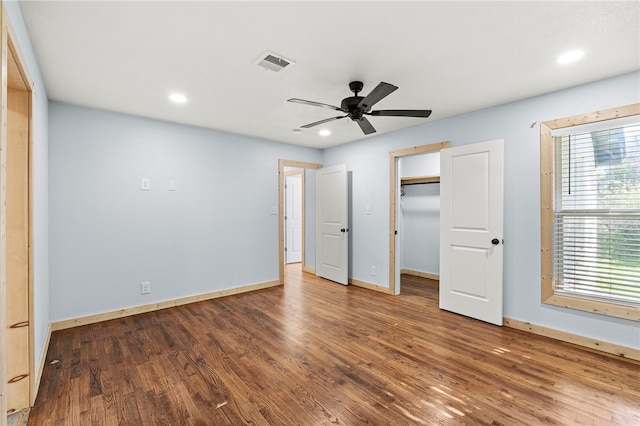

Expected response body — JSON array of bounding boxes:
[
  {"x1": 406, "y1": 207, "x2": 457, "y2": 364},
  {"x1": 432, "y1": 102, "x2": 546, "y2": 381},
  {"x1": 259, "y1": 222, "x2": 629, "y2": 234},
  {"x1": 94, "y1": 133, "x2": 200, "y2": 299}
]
[{"x1": 540, "y1": 103, "x2": 640, "y2": 321}]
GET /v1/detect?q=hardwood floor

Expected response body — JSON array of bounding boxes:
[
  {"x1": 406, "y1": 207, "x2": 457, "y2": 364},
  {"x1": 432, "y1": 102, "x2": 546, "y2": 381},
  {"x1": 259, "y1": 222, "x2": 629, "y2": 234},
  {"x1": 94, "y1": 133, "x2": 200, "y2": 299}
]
[{"x1": 29, "y1": 266, "x2": 640, "y2": 425}]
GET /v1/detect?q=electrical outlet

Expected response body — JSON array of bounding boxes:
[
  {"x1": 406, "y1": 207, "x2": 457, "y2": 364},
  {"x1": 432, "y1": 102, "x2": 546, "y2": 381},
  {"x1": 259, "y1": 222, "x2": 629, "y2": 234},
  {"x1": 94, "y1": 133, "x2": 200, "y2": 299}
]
[
  {"x1": 371, "y1": 266, "x2": 377, "y2": 276},
  {"x1": 141, "y1": 177, "x2": 151, "y2": 191},
  {"x1": 141, "y1": 281, "x2": 151, "y2": 294}
]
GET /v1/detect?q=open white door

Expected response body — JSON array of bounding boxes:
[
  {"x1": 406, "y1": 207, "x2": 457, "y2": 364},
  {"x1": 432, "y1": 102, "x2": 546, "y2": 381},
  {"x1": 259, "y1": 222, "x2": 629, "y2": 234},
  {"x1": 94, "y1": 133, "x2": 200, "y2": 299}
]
[
  {"x1": 285, "y1": 174, "x2": 302, "y2": 263},
  {"x1": 440, "y1": 139, "x2": 504, "y2": 325},
  {"x1": 316, "y1": 164, "x2": 349, "y2": 285}
]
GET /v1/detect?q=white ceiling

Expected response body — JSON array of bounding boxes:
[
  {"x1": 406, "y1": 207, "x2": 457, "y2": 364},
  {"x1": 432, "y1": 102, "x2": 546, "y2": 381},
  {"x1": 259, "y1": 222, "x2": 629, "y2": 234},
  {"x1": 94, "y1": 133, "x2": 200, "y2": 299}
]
[{"x1": 19, "y1": 1, "x2": 640, "y2": 149}]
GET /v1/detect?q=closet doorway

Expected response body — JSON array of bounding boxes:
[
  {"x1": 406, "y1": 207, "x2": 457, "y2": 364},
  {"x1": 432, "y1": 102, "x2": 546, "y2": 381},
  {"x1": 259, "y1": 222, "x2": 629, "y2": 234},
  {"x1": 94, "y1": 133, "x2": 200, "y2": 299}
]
[{"x1": 389, "y1": 141, "x2": 449, "y2": 295}]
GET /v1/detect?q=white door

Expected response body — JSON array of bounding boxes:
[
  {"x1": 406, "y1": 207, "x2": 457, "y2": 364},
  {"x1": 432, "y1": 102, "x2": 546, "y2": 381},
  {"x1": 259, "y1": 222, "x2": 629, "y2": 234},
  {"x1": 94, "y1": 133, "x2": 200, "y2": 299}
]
[
  {"x1": 285, "y1": 174, "x2": 302, "y2": 263},
  {"x1": 440, "y1": 139, "x2": 504, "y2": 325},
  {"x1": 316, "y1": 164, "x2": 349, "y2": 285}
]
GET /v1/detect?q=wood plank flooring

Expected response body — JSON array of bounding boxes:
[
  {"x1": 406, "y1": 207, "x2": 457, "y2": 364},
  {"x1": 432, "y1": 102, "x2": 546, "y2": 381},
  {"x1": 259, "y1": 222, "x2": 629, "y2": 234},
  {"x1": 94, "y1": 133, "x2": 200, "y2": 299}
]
[{"x1": 29, "y1": 266, "x2": 640, "y2": 425}]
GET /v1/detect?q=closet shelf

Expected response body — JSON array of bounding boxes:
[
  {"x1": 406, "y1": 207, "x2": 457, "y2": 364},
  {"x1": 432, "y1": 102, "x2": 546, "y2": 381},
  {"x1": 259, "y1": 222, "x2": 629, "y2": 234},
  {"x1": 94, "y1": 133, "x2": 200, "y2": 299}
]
[{"x1": 401, "y1": 175, "x2": 440, "y2": 185}]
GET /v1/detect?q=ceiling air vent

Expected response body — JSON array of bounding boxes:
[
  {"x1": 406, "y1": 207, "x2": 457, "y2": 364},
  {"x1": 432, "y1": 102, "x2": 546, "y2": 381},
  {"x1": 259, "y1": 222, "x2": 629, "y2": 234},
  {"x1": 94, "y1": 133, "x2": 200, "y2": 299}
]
[{"x1": 254, "y1": 51, "x2": 294, "y2": 72}]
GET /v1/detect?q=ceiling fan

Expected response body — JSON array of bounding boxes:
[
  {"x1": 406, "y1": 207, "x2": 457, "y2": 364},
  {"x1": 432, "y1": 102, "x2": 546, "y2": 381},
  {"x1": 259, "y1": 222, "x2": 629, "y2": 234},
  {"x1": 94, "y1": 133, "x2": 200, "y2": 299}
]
[{"x1": 288, "y1": 81, "x2": 432, "y2": 135}]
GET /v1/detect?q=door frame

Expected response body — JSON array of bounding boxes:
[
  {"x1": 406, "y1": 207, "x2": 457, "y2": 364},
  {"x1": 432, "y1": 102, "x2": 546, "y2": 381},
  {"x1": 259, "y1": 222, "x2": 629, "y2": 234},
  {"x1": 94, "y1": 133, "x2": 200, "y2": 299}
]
[
  {"x1": 388, "y1": 141, "x2": 449, "y2": 295},
  {"x1": 278, "y1": 159, "x2": 322, "y2": 284},
  {"x1": 1, "y1": 6, "x2": 35, "y2": 417}
]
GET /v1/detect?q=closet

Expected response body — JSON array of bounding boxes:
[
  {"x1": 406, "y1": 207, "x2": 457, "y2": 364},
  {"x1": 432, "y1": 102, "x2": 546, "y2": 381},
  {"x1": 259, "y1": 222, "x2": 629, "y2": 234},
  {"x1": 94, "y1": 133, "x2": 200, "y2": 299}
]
[{"x1": 399, "y1": 153, "x2": 440, "y2": 281}]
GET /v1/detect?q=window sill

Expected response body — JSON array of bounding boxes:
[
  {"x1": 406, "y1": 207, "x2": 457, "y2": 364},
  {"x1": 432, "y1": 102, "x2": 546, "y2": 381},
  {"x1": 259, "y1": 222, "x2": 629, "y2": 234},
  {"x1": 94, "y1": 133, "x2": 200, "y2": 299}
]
[{"x1": 543, "y1": 293, "x2": 639, "y2": 321}]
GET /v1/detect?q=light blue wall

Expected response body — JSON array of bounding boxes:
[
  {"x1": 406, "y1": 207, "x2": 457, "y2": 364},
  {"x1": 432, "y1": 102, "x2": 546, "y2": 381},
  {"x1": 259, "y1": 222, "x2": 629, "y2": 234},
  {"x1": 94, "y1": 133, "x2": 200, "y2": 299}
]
[
  {"x1": 400, "y1": 153, "x2": 440, "y2": 275},
  {"x1": 323, "y1": 71, "x2": 640, "y2": 349},
  {"x1": 5, "y1": 0, "x2": 50, "y2": 378},
  {"x1": 48, "y1": 102, "x2": 321, "y2": 321},
  {"x1": 401, "y1": 183, "x2": 440, "y2": 275}
]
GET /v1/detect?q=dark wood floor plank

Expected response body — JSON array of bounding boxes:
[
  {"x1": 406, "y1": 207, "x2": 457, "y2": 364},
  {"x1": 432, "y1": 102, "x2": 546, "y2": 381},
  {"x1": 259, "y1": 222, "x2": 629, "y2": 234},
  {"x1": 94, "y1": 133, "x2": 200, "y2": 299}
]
[{"x1": 28, "y1": 266, "x2": 640, "y2": 425}]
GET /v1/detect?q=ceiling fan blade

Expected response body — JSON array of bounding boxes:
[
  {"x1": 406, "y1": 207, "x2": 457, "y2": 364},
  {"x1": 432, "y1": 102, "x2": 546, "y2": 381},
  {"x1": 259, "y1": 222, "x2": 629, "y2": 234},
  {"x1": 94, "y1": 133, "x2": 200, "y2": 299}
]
[
  {"x1": 300, "y1": 115, "x2": 346, "y2": 129},
  {"x1": 288, "y1": 98, "x2": 344, "y2": 112},
  {"x1": 356, "y1": 117, "x2": 376, "y2": 135},
  {"x1": 357, "y1": 82, "x2": 398, "y2": 111},
  {"x1": 367, "y1": 109, "x2": 432, "y2": 118}
]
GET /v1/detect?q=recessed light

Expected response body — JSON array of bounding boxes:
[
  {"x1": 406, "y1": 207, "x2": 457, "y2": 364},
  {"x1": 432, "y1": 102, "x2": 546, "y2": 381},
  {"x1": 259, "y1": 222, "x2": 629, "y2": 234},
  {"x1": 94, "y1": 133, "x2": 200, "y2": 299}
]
[
  {"x1": 169, "y1": 93, "x2": 187, "y2": 103},
  {"x1": 557, "y1": 50, "x2": 584, "y2": 64},
  {"x1": 319, "y1": 129, "x2": 331, "y2": 137}
]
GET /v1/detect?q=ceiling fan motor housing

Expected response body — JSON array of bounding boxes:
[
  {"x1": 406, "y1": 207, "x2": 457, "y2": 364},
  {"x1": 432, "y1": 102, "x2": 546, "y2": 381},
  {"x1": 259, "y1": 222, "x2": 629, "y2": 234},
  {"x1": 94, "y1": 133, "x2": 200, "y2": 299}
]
[{"x1": 341, "y1": 96, "x2": 366, "y2": 120}]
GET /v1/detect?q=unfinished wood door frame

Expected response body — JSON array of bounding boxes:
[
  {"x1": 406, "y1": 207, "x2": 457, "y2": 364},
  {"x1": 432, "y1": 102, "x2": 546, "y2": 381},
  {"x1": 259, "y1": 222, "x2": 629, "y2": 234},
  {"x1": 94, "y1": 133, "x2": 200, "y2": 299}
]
[
  {"x1": 389, "y1": 141, "x2": 449, "y2": 295},
  {"x1": 0, "y1": 6, "x2": 6, "y2": 420},
  {"x1": 1, "y1": 3, "x2": 35, "y2": 419},
  {"x1": 278, "y1": 159, "x2": 322, "y2": 284}
]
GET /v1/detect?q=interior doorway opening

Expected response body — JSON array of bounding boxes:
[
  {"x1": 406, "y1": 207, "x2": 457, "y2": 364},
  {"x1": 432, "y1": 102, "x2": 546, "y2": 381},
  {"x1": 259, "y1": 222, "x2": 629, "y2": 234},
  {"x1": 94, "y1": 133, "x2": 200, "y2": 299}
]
[
  {"x1": 398, "y1": 152, "x2": 441, "y2": 293},
  {"x1": 278, "y1": 159, "x2": 322, "y2": 284},
  {"x1": 389, "y1": 141, "x2": 449, "y2": 295}
]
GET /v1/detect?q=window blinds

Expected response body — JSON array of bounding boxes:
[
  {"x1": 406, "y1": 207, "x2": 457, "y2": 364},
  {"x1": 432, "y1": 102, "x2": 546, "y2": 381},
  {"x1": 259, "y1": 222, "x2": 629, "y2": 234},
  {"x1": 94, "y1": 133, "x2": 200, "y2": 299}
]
[{"x1": 553, "y1": 122, "x2": 640, "y2": 306}]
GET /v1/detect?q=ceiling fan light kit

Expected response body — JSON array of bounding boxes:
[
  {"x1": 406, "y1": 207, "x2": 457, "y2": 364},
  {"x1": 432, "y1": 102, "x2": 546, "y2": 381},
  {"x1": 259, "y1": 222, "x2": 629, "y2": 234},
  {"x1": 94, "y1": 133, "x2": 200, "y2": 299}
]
[{"x1": 288, "y1": 81, "x2": 432, "y2": 135}]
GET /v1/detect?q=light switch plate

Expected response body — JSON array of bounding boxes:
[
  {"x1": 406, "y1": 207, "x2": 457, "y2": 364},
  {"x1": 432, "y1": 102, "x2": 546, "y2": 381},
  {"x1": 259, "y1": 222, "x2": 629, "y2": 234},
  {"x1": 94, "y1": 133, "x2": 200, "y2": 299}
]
[{"x1": 168, "y1": 179, "x2": 176, "y2": 191}]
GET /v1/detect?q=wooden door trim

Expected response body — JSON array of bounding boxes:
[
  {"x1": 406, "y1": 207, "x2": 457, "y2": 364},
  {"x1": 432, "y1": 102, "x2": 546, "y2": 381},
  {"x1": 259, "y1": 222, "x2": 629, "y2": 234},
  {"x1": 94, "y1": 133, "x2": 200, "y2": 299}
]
[
  {"x1": 389, "y1": 141, "x2": 450, "y2": 295},
  {"x1": 7, "y1": 17, "x2": 41, "y2": 407},
  {"x1": 278, "y1": 159, "x2": 322, "y2": 284},
  {"x1": 1, "y1": 3, "x2": 35, "y2": 418},
  {"x1": 0, "y1": 4, "x2": 7, "y2": 421}
]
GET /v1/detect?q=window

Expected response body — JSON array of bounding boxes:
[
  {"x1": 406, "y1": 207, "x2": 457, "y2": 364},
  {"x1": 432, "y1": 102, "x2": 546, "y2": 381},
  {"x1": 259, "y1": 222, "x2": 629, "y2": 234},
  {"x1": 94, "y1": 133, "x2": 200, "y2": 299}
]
[{"x1": 541, "y1": 104, "x2": 640, "y2": 321}]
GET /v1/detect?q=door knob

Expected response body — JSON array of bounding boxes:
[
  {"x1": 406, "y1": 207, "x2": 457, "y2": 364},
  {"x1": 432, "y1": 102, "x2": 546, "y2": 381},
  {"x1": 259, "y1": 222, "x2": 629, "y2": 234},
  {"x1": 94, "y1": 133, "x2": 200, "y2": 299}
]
[{"x1": 491, "y1": 238, "x2": 500, "y2": 245}]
